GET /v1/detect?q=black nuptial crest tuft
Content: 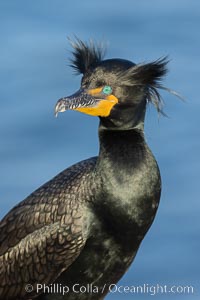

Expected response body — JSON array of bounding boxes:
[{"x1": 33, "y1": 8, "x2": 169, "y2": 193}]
[
  {"x1": 69, "y1": 38, "x2": 105, "y2": 74},
  {"x1": 118, "y1": 57, "x2": 169, "y2": 114}
]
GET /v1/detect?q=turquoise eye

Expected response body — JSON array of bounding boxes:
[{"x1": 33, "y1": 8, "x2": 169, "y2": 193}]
[{"x1": 102, "y1": 85, "x2": 112, "y2": 95}]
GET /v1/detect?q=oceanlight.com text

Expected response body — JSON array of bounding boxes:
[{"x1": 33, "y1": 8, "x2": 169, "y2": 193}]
[{"x1": 25, "y1": 282, "x2": 195, "y2": 296}]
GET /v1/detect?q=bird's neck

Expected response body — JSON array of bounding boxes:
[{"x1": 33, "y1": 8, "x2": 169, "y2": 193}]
[
  {"x1": 97, "y1": 126, "x2": 147, "y2": 175},
  {"x1": 94, "y1": 127, "x2": 159, "y2": 240},
  {"x1": 96, "y1": 126, "x2": 149, "y2": 200}
]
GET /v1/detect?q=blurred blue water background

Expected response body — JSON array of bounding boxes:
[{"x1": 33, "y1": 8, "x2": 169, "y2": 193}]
[{"x1": 0, "y1": 1, "x2": 199, "y2": 299}]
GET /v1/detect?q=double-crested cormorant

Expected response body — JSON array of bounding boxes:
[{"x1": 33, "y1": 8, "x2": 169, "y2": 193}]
[{"x1": 1, "y1": 39, "x2": 169, "y2": 300}]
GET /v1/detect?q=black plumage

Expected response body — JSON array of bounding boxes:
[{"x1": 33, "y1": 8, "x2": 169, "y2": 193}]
[{"x1": 0, "y1": 39, "x2": 170, "y2": 300}]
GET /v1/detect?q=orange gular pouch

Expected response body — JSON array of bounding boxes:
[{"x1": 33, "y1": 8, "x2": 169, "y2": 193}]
[{"x1": 55, "y1": 87, "x2": 119, "y2": 117}]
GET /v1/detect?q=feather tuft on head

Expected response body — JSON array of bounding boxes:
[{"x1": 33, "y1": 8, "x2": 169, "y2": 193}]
[
  {"x1": 69, "y1": 38, "x2": 105, "y2": 74},
  {"x1": 117, "y1": 57, "x2": 170, "y2": 114}
]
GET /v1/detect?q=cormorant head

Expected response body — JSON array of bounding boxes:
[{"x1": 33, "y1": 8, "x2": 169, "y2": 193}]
[{"x1": 55, "y1": 39, "x2": 168, "y2": 130}]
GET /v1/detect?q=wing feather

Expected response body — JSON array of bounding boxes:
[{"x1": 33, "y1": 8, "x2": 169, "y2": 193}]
[{"x1": 0, "y1": 157, "x2": 97, "y2": 299}]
